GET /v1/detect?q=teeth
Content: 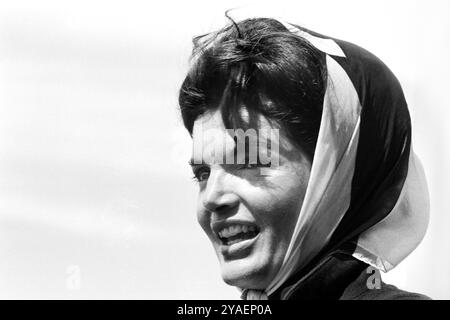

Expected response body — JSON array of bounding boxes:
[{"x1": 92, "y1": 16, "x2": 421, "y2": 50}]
[{"x1": 218, "y1": 224, "x2": 257, "y2": 239}]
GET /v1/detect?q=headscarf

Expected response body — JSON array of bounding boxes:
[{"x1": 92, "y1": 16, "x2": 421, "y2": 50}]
[{"x1": 244, "y1": 22, "x2": 430, "y2": 299}]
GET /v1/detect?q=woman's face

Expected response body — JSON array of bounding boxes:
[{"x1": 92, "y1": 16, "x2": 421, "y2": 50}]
[{"x1": 190, "y1": 109, "x2": 311, "y2": 290}]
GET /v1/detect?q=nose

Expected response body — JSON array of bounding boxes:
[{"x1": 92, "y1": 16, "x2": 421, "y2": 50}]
[{"x1": 201, "y1": 168, "x2": 239, "y2": 214}]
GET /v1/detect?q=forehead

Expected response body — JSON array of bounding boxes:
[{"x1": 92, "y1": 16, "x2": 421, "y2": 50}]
[
  {"x1": 193, "y1": 108, "x2": 273, "y2": 135},
  {"x1": 192, "y1": 109, "x2": 275, "y2": 149},
  {"x1": 191, "y1": 108, "x2": 294, "y2": 166}
]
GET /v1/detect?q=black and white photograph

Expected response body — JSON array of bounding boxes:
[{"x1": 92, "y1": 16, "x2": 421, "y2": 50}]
[{"x1": 0, "y1": 0, "x2": 449, "y2": 304}]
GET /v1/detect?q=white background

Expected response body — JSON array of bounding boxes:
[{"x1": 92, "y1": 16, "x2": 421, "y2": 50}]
[{"x1": 0, "y1": 0, "x2": 449, "y2": 299}]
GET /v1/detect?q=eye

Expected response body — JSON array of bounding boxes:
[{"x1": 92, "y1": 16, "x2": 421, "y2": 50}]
[{"x1": 192, "y1": 166, "x2": 210, "y2": 182}]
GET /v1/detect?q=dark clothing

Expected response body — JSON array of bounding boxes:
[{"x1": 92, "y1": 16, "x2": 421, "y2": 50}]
[
  {"x1": 269, "y1": 250, "x2": 430, "y2": 300},
  {"x1": 341, "y1": 267, "x2": 430, "y2": 300}
]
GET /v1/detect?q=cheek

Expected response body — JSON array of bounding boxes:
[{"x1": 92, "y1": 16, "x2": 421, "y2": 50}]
[
  {"x1": 251, "y1": 175, "x2": 307, "y2": 231},
  {"x1": 196, "y1": 199, "x2": 210, "y2": 233}
]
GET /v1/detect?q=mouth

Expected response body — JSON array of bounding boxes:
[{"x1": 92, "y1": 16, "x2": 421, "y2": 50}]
[{"x1": 216, "y1": 223, "x2": 260, "y2": 246}]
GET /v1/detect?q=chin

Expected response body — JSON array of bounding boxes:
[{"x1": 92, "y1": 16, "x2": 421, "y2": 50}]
[{"x1": 219, "y1": 255, "x2": 275, "y2": 290}]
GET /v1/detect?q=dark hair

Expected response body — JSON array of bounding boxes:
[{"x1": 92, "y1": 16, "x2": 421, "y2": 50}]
[{"x1": 178, "y1": 17, "x2": 326, "y2": 160}]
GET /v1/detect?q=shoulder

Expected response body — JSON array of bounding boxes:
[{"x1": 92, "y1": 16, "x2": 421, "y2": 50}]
[
  {"x1": 340, "y1": 268, "x2": 431, "y2": 300},
  {"x1": 348, "y1": 283, "x2": 432, "y2": 300}
]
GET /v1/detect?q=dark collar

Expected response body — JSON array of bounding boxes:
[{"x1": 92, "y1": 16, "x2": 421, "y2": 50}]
[{"x1": 270, "y1": 249, "x2": 369, "y2": 300}]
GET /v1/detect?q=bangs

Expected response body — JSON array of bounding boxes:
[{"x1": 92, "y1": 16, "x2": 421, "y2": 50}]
[{"x1": 179, "y1": 17, "x2": 326, "y2": 158}]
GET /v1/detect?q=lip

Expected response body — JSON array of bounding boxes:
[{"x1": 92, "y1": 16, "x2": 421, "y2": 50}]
[
  {"x1": 211, "y1": 219, "x2": 259, "y2": 238},
  {"x1": 219, "y1": 232, "x2": 260, "y2": 258},
  {"x1": 211, "y1": 219, "x2": 260, "y2": 258}
]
